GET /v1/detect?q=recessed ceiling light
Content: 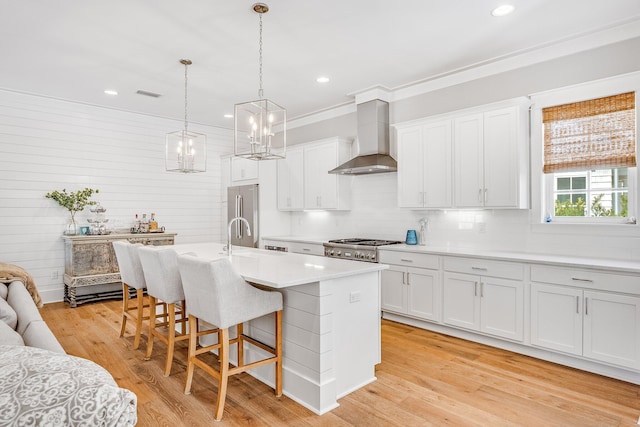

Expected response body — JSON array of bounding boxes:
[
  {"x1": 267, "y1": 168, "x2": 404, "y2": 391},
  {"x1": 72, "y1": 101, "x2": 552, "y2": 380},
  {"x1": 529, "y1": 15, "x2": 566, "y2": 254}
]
[
  {"x1": 316, "y1": 76, "x2": 330, "y2": 83},
  {"x1": 104, "y1": 89, "x2": 118, "y2": 96},
  {"x1": 491, "y1": 4, "x2": 514, "y2": 17},
  {"x1": 224, "y1": 114, "x2": 234, "y2": 119}
]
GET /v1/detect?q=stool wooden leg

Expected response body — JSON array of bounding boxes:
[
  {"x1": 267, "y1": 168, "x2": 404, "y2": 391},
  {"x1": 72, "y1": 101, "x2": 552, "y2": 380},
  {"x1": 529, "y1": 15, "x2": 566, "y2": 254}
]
[
  {"x1": 144, "y1": 296, "x2": 157, "y2": 361},
  {"x1": 119, "y1": 283, "x2": 129, "y2": 338},
  {"x1": 181, "y1": 300, "x2": 187, "y2": 335},
  {"x1": 164, "y1": 303, "x2": 176, "y2": 377},
  {"x1": 237, "y1": 322, "x2": 244, "y2": 368},
  {"x1": 133, "y1": 289, "x2": 144, "y2": 350},
  {"x1": 184, "y1": 315, "x2": 198, "y2": 395},
  {"x1": 214, "y1": 328, "x2": 230, "y2": 421},
  {"x1": 275, "y1": 310, "x2": 283, "y2": 397}
]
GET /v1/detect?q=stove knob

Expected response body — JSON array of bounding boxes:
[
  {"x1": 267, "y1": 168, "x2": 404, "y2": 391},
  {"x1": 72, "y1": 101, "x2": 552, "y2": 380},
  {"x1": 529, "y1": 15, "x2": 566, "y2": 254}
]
[
  {"x1": 330, "y1": 250, "x2": 334, "y2": 256},
  {"x1": 337, "y1": 250, "x2": 342, "y2": 256}
]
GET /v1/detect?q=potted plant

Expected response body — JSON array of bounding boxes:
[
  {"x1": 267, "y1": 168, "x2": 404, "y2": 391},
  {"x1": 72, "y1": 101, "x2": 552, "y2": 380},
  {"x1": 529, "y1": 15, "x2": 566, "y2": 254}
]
[{"x1": 45, "y1": 188, "x2": 99, "y2": 235}]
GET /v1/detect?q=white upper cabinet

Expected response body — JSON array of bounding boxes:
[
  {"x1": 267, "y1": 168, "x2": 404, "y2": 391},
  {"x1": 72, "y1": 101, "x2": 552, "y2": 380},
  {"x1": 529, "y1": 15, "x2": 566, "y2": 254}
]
[
  {"x1": 395, "y1": 98, "x2": 529, "y2": 210},
  {"x1": 453, "y1": 113, "x2": 484, "y2": 208},
  {"x1": 276, "y1": 137, "x2": 352, "y2": 211},
  {"x1": 230, "y1": 156, "x2": 259, "y2": 184},
  {"x1": 397, "y1": 120, "x2": 452, "y2": 208},
  {"x1": 455, "y1": 106, "x2": 525, "y2": 208},
  {"x1": 276, "y1": 147, "x2": 304, "y2": 210}
]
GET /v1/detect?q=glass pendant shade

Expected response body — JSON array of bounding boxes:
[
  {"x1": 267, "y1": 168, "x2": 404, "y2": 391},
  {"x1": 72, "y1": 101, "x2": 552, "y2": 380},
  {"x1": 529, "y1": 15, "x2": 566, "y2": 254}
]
[
  {"x1": 234, "y1": 98, "x2": 286, "y2": 160},
  {"x1": 166, "y1": 129, "x2": 206, "y2": 173},
  {"x1": 165, "y1": 58, "x2": 206, "y2": 173}
]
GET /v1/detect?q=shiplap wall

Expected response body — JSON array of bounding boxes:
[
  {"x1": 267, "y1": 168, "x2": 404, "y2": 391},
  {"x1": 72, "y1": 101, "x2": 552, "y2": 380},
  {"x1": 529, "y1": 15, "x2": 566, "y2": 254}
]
[{"x1": 0, "y1": 89, "x2": 233, "y2": 302}]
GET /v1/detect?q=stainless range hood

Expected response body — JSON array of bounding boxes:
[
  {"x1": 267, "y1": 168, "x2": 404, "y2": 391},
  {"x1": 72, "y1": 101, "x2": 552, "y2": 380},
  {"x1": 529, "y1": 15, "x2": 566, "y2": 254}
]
[{"x1": 329, "y1": 99, "x2": 397, "y2": 175}]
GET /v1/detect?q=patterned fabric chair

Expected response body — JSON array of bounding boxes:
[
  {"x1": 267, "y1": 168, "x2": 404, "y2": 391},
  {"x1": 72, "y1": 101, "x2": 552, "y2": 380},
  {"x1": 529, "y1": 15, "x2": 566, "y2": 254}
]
[
  {"x1": 137, "y1": 246, "x2": 188, "y2": 376},
  {"x1": 177, "y1": 255, "x2": 283, "y2": 421}
]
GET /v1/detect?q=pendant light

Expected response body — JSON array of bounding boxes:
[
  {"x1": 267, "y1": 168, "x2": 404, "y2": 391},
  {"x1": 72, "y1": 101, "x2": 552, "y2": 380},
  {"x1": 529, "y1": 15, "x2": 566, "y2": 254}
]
[
  {"x1": 166, "y1": 59, "x2": 207, "y2": 173},
  {"x1": 234, "y1": 3, "x2": 286, "y2": 161}
]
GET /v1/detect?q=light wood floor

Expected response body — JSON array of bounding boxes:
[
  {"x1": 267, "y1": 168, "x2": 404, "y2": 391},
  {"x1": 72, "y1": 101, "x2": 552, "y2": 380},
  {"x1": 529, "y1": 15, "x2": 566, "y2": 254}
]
[{"x1": 41, "y1": 300, "x2": 640, "y2": 426}]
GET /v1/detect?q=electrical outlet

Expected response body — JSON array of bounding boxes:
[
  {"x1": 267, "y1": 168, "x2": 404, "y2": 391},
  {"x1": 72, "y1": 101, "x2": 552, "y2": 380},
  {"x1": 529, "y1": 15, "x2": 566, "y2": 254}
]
[
  {"x1": 349, "y1": 291, "x2": 361, "y2": 303},
  {"x1": 478, "y1": 222, "x2": 486, "y2": 233},
  {"x1": 50, "y1": 270, "x2": 59, "y2": 280}
]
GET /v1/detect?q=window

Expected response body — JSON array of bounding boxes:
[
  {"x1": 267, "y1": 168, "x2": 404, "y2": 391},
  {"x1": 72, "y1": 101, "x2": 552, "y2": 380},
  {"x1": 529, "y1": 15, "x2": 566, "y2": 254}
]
[{"x1": 543, "y1": 92, "x2": 636, "y2": 221}]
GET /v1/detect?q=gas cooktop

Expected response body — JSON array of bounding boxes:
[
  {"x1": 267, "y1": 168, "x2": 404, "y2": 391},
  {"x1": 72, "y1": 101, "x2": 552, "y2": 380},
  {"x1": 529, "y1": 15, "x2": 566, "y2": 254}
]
[
  {"x1": 326, "y1": 238, "x2": 403, "y2": 247},
  {"x1": 323, "y1": 238, "x2": 403, "y2": 262}
]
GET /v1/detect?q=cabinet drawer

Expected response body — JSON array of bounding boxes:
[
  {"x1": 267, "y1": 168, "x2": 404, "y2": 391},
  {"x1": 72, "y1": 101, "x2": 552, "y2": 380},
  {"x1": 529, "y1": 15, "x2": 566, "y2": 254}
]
[
  {"x1": 531, "y1": 265, "x2": 640, "y2": 295},
  {"x1": 378, "y1": 251, "x2": 439, "y2": 270},
  {"x1": 288, "y1": 242, "x2": 324, "y2": 256},
  {"x1": 443, "y1": 256, "x2": 524, "y2": 280}
]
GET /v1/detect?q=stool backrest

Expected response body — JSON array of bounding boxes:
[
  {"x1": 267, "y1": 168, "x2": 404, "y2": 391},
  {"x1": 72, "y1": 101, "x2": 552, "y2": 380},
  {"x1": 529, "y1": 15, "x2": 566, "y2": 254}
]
[
  {"x1": 138, "y1": 246, "x2": 184, "y2": 304},
  {"x1": 178, "y1": 255, "x2": 264, "y2": 330},
  {"x1": 112, "y1": 241, "x2": 146, "y2": 290}
]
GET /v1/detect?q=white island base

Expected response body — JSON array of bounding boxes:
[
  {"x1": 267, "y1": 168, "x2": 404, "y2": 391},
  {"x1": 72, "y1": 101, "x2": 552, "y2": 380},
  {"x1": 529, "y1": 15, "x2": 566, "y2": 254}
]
[{"x1": 172, "y1": 243, "x2": 387, "y2": 415}]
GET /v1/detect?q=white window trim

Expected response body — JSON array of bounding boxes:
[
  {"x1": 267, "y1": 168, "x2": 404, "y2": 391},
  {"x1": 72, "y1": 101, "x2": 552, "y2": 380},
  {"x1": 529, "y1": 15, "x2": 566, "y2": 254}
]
[{"x1": 529, "y1": 71, "x2": 640, "y2": 235}]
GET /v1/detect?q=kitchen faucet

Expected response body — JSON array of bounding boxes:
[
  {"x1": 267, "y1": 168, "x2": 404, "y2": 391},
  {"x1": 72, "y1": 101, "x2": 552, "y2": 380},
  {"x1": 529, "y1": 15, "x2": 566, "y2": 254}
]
[{"x1": 227, "y1": 216, "x2": 251, "y2": 256}]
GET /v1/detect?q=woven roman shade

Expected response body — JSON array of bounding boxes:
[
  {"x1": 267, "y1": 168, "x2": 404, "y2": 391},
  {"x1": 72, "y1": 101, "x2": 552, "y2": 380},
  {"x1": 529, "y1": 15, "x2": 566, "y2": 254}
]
[{"x1": 543, "y1": 92, "x2": 636, "y2": 173}]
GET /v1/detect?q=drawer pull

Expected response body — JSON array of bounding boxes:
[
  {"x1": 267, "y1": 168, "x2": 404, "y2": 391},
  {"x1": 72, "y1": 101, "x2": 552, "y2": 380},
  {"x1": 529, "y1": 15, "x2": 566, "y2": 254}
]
[
  {"x1": 571, "y1": 277, "x2": 593, "y2": 283},
  {"x1": 400, "y1": 258, "x2": 414, "y2": 263},
  {"x1": 585, "y1": 297, "x2": 589, "y2": 315},
  {"x1": 302, "y1": 248, "x2": 311, "y2": 251},
  {"x1": 407, "y1": 272, "x2": 411, "y2": 285},
  {"x1": 402, "y1": 272, "x2": 406, "y2": 285},
  {"x1": 474, "y1": 281, "x2": 479, "y2": 296},
  {"x1": 576, "y1": 296, "x2": 580, "y2": 314},
  {"x1": 471, "y1": 266, "x2": 488, "y2": 271}
]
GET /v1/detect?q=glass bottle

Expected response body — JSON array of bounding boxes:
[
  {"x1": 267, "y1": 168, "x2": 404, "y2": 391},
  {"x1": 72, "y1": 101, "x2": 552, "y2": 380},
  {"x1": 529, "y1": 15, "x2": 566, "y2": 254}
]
[
  {"x1": 149, "y1": 213, "x2": 158, "y2": 231},
  {"x1": 140, "y1": 214, "x2": 149, "y2": 233}
]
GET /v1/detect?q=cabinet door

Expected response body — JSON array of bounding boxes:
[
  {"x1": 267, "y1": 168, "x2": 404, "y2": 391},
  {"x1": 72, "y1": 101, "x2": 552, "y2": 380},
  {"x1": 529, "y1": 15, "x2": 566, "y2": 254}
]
[
  {"x1": 231, "y1": 157, "x2": 259, "y2": 183},
  {"x1": 277, "y1": 148, "x2": 304, "y2": 210},
  {"x1": 407, "y1": 267, "x2": 440, "y2": 322},
  {"x1": 423, "y1": 120, "x2": 453, "y2": 208},
  {"x1": 479, "y1": 276, "x2": 523, "y2": 341},
  {"x1": 443, "y1": 272, "x2": 480, "y2": 330},
  {"x1": 304, "y1": 142, "x2": 338, "y2": 209},
  {"x1": 397, "y1": 127, "x2": 424, "y2": 208},
  {"x1": 454, "y1": 114, "x2": 484, "y2": 208},
  {"x1": 483, "y1": 107, "x2": 518, "y2": 207},
  {"x1": 583, "y1": 290, "x2": 640, "y2": 370},
  {"x1": 530, "y1": 283, "x2": 582, "y2": 356},
  {"x1": 381, "y1": 266, "x2": 407, "y2": 313}
]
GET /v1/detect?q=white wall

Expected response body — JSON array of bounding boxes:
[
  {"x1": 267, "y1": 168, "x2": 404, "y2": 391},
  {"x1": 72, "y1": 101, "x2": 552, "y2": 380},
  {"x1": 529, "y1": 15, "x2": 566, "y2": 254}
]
[
  {"x1": 284, "y1": 37, "x2": 640, "y2": 261},
  {"x1": 0, "y1": 90, "x2": 233, "y2": 302}
]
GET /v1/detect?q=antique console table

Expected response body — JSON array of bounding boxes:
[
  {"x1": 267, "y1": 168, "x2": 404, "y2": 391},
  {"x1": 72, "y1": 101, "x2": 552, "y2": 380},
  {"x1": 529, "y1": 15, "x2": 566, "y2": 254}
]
[{"x1": 62, "y1": 233, "x2": 176, "y2": 307}]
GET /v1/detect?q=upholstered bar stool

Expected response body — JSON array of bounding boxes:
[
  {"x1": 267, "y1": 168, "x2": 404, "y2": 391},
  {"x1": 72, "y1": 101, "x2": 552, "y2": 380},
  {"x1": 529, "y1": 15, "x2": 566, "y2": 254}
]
[
  {"x1": 177, "y1": 255, "x2": 283, "y2": 421},
  {"x1": 137, "y1": 246, "x2": 189, "y2": 376},
  {"x1": 112, "y1": 241, "x2": 153, "y2": 350}
]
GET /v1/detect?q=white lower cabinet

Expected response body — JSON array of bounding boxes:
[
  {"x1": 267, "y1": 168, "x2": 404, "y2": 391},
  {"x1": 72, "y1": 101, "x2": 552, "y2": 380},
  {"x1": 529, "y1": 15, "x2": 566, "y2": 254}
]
[
  {"x1": 442, "y1": 257, "x2": 524, "y2": 342},
  {"x1": 531, "y1": 269, "x2": 640, "y2": 370},
  {"x1": 379, "y1": 251, "x2": 441, "y2": 322}
]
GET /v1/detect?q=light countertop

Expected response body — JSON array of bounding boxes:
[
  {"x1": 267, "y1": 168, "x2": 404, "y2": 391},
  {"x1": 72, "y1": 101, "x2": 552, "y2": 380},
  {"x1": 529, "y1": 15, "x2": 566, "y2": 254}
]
[
  {"x1": 262, "y1": 236, "x2": 640, "y2": 274},
  {"x1": 379, "y1": 244, "x2": 640, "y2": 274},
  {"x1": 172, "y1": 242, "x2": 387, "y2": 288}
]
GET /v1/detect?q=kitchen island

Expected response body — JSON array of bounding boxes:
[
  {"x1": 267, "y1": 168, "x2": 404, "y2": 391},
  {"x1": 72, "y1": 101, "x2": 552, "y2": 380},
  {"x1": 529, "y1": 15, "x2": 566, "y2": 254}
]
[{"x1": 172, "y1": 242, "x2": 388, "y2": 415}]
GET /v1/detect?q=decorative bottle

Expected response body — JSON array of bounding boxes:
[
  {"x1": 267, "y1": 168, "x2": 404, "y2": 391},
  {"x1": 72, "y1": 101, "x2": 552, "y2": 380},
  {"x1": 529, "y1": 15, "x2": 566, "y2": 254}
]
[
  {"x1": 140, "y1": 214, "x2": 149, "y2": 233},
  {"x1": 149, "y1": 213, "x2": 158, "y2": 231}
]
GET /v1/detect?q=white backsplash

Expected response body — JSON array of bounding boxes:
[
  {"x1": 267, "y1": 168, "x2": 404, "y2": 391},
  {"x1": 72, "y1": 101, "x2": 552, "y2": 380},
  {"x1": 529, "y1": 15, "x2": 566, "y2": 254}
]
[{"x1": 290, "y1": 173, "x2": 640, "y2": 260}]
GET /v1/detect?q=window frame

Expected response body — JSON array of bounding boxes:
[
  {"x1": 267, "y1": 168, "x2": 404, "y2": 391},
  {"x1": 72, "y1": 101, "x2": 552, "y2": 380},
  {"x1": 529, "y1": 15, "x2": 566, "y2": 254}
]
[{"x1": 530, "y1": 72, "x2": 640, "y2": 228}]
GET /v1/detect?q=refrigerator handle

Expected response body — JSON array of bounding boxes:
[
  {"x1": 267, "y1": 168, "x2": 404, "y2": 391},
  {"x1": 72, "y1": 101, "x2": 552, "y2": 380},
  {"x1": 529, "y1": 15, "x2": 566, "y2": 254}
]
[
  {"x1": 235, "y1": 195, "x2": 241, "y2": 239},
  {"x1": 238, "y1": 195, "x2": 244, "y2": 238}
]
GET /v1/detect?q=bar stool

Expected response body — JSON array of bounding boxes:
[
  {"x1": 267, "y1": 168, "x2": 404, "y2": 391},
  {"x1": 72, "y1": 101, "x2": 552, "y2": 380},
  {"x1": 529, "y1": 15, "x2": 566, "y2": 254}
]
[
  {"x1": 112, "y1": 241, "x2": 152, "y2": 350},
  {"x1": 177, "y1": 255, "x2": 283, "y2": 421},
  {"x1": 137, "y1": 246, "x2": 189, "y2": 376}
]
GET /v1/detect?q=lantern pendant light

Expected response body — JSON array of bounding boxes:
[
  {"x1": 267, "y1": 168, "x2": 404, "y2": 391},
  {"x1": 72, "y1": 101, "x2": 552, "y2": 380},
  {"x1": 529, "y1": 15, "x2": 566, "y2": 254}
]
[
  {"x1": 166, "y1": 59, "x2": 207, "y2": 173},
  {"x1": 234, "y1": 3, "x2": 286, "y2": 161}
]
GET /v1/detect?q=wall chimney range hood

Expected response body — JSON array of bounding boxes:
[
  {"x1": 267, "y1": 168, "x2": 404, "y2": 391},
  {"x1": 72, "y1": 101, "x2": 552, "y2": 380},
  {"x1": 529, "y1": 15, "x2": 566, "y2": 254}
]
[{"x1": 329, "y1": 99, "x2": 397, "y2": 175}]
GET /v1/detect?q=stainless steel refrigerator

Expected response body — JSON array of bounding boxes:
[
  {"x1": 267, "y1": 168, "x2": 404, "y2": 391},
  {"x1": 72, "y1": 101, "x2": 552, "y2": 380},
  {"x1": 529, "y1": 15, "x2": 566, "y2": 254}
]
[{"x1": 227, "y1": 184, "x2": 259, "y2": 248}]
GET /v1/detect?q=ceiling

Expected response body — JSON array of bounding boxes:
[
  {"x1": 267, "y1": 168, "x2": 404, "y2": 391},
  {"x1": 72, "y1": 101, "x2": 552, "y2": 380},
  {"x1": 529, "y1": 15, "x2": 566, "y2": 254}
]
[{"x1": 2, "y1": 1, "x2": 640, "y2": 129}]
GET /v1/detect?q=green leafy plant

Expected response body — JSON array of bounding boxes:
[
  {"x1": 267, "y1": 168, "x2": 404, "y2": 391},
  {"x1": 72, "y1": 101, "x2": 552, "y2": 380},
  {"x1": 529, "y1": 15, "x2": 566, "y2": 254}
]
[
  {"x1": 45, "y1": 188, "x2": 99, "y2": 224},
  {"x1": 554, "y1": 197, "x2": 586, "y2": 216}
]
